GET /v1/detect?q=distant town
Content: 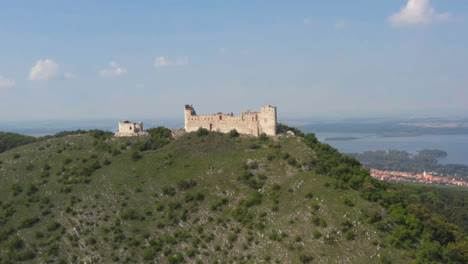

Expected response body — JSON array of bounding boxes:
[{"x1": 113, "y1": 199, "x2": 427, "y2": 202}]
[{"x1": 370, "y1": 169, "x2": 468, "y2": 187}]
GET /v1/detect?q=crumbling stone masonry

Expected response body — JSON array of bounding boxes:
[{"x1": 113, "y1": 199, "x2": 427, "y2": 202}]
[
  {"x1": 114, "y1": 120, "x2": 148, "y2": 137},
  {"x1": 184, "y1": 105, "x2": 277, "y2": 137}
]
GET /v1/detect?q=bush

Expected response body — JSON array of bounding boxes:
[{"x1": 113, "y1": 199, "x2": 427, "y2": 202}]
[
  {"x1": 229, "y1": 129, "x2": 239, "y2": 138},
  {"x1": 162, "y1": 186, "x2": 176, "y2": 196},
  {"x1": 343, "y1": 198, "x2": 355, "y2": 207},
  {"x1": 167, "y1": 253, "x2": 184, "y2": 264},
  {"x1": 259, "y1": 133, "x2": 269, "y2": 141},
  {"x1": 46, "y1": 221, "x2": 61, "y2": 232},
  {"x1": 10, "y1": 183, "x2": 22, "y2": 196},
  {"x1": 6, "y1": 236, "x2": 24, "y2": 250},
  {"x1": 85, "y1": 237, "x2": 97, "y2": 245},
  {"x1": 121, "y1": 209, "x2": 142, "y2": 220},
  {"x1": 240, "y1": 192, "x2": 262, "y2": 207},
  {"x1": 131, "y1": 151, "x2": 142, "y2": 161},
  {"x1": 299, "y1": 253, "x2": 314, "y2": 263},
  {"x1": 248, "y1": 162, "x2": 259, "y2": 170},
  {"x1": 142, "y1": 247, "x2": 156, "y2": 260},
  {"x1": 19, "y1": 217, "x2": 40, "y2": 229},
  {"x1": 14, "y1": 249, "x2": 36, "y2": 261},
  {"x1": 249, "y1": 143, "x2": 260, "y2": 150},
  {"x1": 312, "y1": 230, "x2": 322, "y2": 239},
  {"x1": 345, "y1": 230, "x2": 356, "y2": 240},
  {"x1": 176, "y1": 179, "x2": 197, "y2": 190},
  {"x1": 211, "y1": 198, "x2": 229, "y2": 211},
  {"x1": 25, "y1": 184, "x2": 38, "y2": 196},
  {"x1": 196, "y1": 127, "x2": 209, "y2": 137},
  {"x1": 139, "y1": 127, "x2": 173, "y2": 151}
]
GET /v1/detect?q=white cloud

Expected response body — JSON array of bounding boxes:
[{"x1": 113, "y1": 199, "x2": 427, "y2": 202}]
[
  {"x1": 154, "y1": 56, "x2": 189, "y2": 68},
  {"x1": 155, "y1": 56, "x2": 170, "y2": 67},
  {"x1": 303, "y1": 18, "x2": 312, "y2": 25},
  {"x1": 389, "y1": 0, "x2": 451, "y2": 27},
  {"x1": 29, "y1": 59, "x2": 59, "y2": 81},
  {"x1": 100, "y1": 61, "x2": 127, "y2": 77},
  {"x1": 63, "y1": 73, "x2": 75, "y2": 79},
  {"x1": 175, "y1": 56, "x2": 189, "y2": 66},
  {"x1": 0, "y1": 76, "x2": 15, "y2": 88},
  {"x1": 219, "y1": 48, "x2": 228, "y2": 54},
  {"x1": 334, "y1": 20, "x2": 348, "y2": 30}
]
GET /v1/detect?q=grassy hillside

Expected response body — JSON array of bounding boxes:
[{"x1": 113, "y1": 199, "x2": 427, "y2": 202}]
[
  {"x1": 0, "y1": 129, "x2": 466, "y2": 263},
  {"x1": 0, "y1": 132, "x2": 37, "y2": 153}
]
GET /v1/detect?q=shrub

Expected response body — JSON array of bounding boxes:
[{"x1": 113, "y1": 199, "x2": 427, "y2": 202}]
[
  {"x1": 249, "y1": 143, "x2": 260, "y2": 150},
  {"x1": 121, "y1": 209, "x2": 142, "y2": 220},
  {"x1": 287, "y1": 156, "x2": 298, "y2": 167},
  {"x1": 340, "y1": 219, "x2": 353, "y2": 232},
  {"x1": 131, "y1": 151, "x2": 142, "y2": 161},
  {"x1": 85, "y1": 237, "x2": 97, "y2": 245},
  {"x1": 248, "y1": 162, "x2": 258, "y2": 170},
  {"x1": 343, "y1": 198, "x2": 355, "y2": 207},
  {"x1": 14, "y1": 249, "x2": 36, "y2": 261},
  {"x1": 240, "y1": 192, "x2": 262, "y2": 207},
  {"x1": 162, "y1": 186, "x2": 176, "y2": 196},
  {"x1": 10, "y1": 183, "x2": 22, "y2": 196},
  {"x1": 26, "y1": 163, "x2": 35, "y2": 171},
  {"x1": 176, "y1": 179, "x2": 197, "y2": 190},
  {"x1": 7, "y1": 236, "x2": 24, "y2": 250},
  {"x1": 25, "y1": 184, "x2": 38, "y2": 196},
  {"x1": 227, "y1": 233, "x2": 238, "y2": 242},
  {"x1": 312, "y1": 230, "x2": 322, "y2": 239},
  {"x1": 259, "y1": 133, "x2": 269, "y2": 141},
  {"x1": 312, "y1": 215, "x2": 321, "y2": 226},
  {"x1": 345, "y1": 230, "x2": 356, "y2": 240},
  {"x1": 46, "y1": 221, "x2": 61, "y2": 232},
  {"x1": 228, "y1": 129, "x2": 239, "y2": 138},
  {"x1": 211, "y1": 198, "x2": 229, "y2": 211},
  {"x1": 299, "y1": 253, "x2": 314, "y2": 263},
  {"x1": 142, "y1": 247, "x2": 156, "y2": 260},
  {"x1": 167, "y1": 253, "x2": 184, "y2": 264},
  {"x1": 45, "y1": 243, "x2": 59, "y2": 256},
  {"x1": 196, "y1": 127, "x2": 209, "y2": 137},
  {"x1": 19, "y1": 217, "x2": 40, "y2": 229}
]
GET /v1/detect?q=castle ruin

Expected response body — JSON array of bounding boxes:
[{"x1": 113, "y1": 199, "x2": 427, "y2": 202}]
[
  {"x1": 114, "y1": 120, "x2": 149, "y2": 137},
  {"x1": 184, "y1": 105, "x2": 277, "y2": 137}
]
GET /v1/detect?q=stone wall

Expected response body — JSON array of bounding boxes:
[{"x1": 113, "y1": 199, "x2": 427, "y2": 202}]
[
  {"x1": 184, "y1": 105, "x2": 277, "y2": 136},
  {"x1": 114, "y1": 120, "x2": 148, "y2": 137}
]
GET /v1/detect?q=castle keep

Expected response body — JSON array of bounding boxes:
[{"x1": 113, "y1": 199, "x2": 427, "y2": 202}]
[
  {"x1": 114, "y1": 120, "x2": 148, "y2": 137},
  {"x1": 184, "y1": 105, "x2": 277, "y2": 136}
]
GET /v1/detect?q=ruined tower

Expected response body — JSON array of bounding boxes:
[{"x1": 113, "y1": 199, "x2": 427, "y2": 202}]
[
  {"x1": 258, "y1": 105, "x2": 277, "y2": 136},
  {"x1": 114, "y1": 120, "x2": 148, "y2": 137}
]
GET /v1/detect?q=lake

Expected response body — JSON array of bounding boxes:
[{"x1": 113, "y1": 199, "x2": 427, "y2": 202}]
[{"x1": 311, "y1": 132, "x2": 468, "y2": 166}]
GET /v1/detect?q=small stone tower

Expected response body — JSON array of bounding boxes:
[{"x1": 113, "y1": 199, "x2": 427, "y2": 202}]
[
  {"x1": 258, "y1": 105, "x2": 277, "y2": 136},
  {"x1": 184, "y1": 105, "x2": 196, "y2": 131},
  {"x1": 115, "y1": 120, "x2": 148, "y2": 137}
]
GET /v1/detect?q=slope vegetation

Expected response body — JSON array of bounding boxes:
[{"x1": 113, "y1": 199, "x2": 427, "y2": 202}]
[{"x1": 0, "y1": 128, "x2": 466, "y2": 263}]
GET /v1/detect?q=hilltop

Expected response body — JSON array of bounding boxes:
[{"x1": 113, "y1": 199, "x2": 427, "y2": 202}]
[{"x1": 0, "y1": 127, "x2": 466, "y2": 263}]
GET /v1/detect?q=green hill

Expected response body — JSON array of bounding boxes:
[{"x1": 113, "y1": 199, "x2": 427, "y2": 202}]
[{"x1": 0, "y1": 127, "x2": 466, "y2": 263}]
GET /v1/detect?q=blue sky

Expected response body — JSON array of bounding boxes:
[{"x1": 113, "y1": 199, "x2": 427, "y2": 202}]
[{"x1": 0, "y1": 0, "x2": 467, "y2": 121}]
